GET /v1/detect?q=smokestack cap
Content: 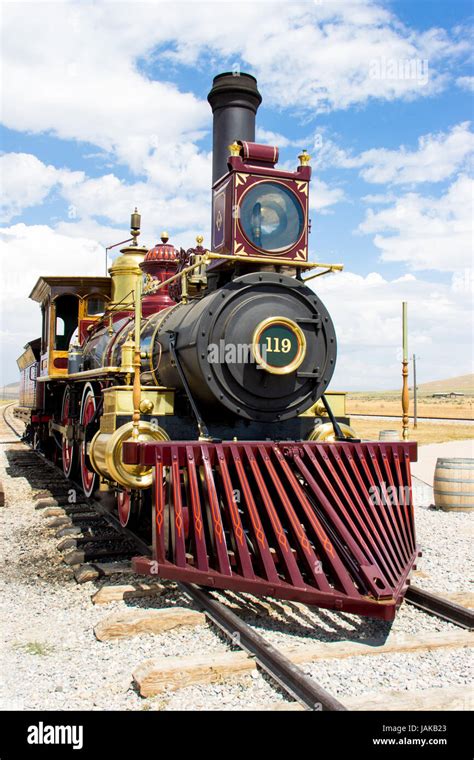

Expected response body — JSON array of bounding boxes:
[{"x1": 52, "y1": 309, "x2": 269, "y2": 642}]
[{"x1": 207, "y1": 72, "x2": 262, "y2": 111}]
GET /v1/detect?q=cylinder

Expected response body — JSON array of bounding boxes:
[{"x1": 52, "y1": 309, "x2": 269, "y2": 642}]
[
  {"x1": 379, "y1": 430, "x2": 400, "y2": 441},
  {"x1": 208, "y1": 72, "x2": 262, "y2": 185},
  {"x1": 90, "y1": 421, "x2": 169, "y2": 490},
  {"x1": 433, "y1": 457, "x2": 474, "y2": 512}
]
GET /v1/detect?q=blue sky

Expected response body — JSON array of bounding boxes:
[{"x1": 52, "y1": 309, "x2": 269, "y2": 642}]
[{"x1": 0, "y1": 0, "x2": 473, "y2": 390}]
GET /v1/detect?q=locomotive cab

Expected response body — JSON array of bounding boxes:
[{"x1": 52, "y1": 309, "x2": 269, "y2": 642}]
[{"x1": 29, "y1": 276, "x2": 111, "y2": 379}]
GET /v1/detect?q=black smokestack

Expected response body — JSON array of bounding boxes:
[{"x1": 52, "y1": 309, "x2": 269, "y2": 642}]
[{"x1": 208, "y1": 72, "x2": 262, "y2": 185}]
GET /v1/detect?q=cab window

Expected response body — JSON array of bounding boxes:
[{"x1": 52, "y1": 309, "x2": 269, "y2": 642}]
[
  {"x1": 87, "y1": 297, "x2": 106, "y2": 316},
  {"x1": 54, "y1": 294, "x2": 79, "y2": 351}
]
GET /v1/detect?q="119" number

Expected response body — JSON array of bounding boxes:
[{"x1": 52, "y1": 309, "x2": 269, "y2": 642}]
[{"x1": 265, "y1": 337, "x2": 292, "y2": 353}]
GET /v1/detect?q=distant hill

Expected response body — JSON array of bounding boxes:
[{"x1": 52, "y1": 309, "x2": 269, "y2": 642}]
[
  {"x1": 347, "y1": 373, "x2": 474, "y2": 396},
  {"x1": 417, "y1": 374, "x2": 474, "y2": 393},
  {"x1": 1, "y1": 381, "x2": 20, "y2": 399}
]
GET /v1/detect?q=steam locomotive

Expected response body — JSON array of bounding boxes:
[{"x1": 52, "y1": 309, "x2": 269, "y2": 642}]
[{"x1": 14, "y1": 73, "x2": 418, "y2": 620}]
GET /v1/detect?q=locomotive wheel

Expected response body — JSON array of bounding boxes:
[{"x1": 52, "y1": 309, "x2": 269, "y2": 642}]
[
  {"x1": 61, "y1": 387, "x2": 76, "y2": 478},
  {"x1": 117, "y1": 490, "x2": 131, "y2": 527},
  {"x1": 32, "y1": 429, "x2": 40, "y2": 451},
  {"x1": 117, "y1": 489, "x2": 135, "y2": 528},
  {"x1": 80, "y1": 383, "x2": 98, "y2": 497},
  {"x1": 117, "y1": 489, "x2": 152, "y2": 538}
]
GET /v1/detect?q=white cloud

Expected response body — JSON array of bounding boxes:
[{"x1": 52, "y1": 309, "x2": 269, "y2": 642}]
[
  {"x1": 255, "y1": 127, "x2": 296, "y2": 149},
  {"x1": 60, "y1": 172, "x2": 210, "y2": 241},
  {"x1": 0, "y1": 151, "x2": 212, "y2": 248},
  {"x1": 53, "y1": 217, "x2": 135, "y2": 257},
  {"x1": 356, "y1": 122, "x2": 474, "y2": 184},
  {"x1": 0, "y1": 0, "x2": 470, "y2": 180},
  {"x1": 457, "y1": 76, "x2": 474, "y2": 92},
  {"x1": 162, "y1": 2, "x2": 468, "y2": 112},
  {"x1": 317, "y1": 122, "x2": 474, "y2": 185},
  {"x1": 0, "y1": 153, "x2": 84, "y2": 222},
  {"x1": 310, "y1": 178, "x2": 345, "y2": 212},
  {"x1": 358, "y1": 175, "x2": 473, "y2": 272},
  {"x1": 0, "y1": 223, "x2": 105, "y2": 299},
  {"x1": 314, "y1": 269, "x2": 473, "y2": 389},
  {"x1": 0, "y1": 3, "x2": 209, "y2": 176},
  {"x1": 361, "y1": 193, "x2": 397, "y2": 204},
  {"x1": 144, "y1": 143, "x2": 211, "y2": 194}
]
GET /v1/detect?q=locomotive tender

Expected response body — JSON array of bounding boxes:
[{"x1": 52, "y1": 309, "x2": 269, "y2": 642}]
[{"x1": 15, "y1": 73, "x2": 418, "y2": 619}]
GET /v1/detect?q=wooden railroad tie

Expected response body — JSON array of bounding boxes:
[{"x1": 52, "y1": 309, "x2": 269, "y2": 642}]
[
  {"x1": 46, "y1": 517, "x2": 73, "y2": 529},
  {"x1": 74, "y1": 562, "x2": 135, "y2": 584},
  {"x1": 94, "y1": 607, "x2": 205, "y2": 641},
  {"x1": 91, "y1": 582, "x2": 165, "y2": 605},
  {"x1": 35, "y1": 498, "x2": 65, "y2": 510},
  {"x1": 134, "y1": 651, "x2": 252, "y2": 697},
  {"x1": 262, "y1": 685, "x2": 474, "y2": 712},
  {"x1": 133, "y1": 630, "x2": 473, "y2": 697},
  {"x1": 42, "y1": 506, "x2": 67, "y2": 517},
  {"x1": 436, "y1": 591, "x2": 474, "y2": 609}
]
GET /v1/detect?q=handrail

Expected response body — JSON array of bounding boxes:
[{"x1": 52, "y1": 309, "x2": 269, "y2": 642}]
[{"x1": 144, "y1": 250, "x2": 343, "y2": 298}]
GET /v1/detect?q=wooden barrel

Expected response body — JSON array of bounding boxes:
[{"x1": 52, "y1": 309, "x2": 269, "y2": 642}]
[
  {"x1": 379, "y1": 430, "x2": 400, "y2": 442},
  {"x1": 433, "y1": 458, "x2": 474, "y2": 512}
]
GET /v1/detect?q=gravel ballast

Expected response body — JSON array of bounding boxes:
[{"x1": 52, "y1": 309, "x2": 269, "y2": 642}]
[{"x1": 1, "y1": 413, "x2": 472, "y2": 711}]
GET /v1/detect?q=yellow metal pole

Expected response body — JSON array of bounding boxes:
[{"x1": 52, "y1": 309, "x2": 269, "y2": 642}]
[
  {"x1": 132, "y1": 276, "x2": 142, "y2": 440},
  {"x1": 402, "y1": 302, "x2": 409, "y2": 441}
]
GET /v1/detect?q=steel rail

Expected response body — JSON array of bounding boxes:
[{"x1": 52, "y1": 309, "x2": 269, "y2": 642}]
[
  {"x1": 405, "y1": 585, "x2": 474, "y2": 630},
  {"x1": 2, "y1": 403, "x2": 23, "y2": 438},
  {"x1": 179, "y1": 582, "x2": 347, "y2": 712}
]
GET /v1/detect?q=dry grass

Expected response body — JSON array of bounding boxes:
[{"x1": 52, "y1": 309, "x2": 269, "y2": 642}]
[
  {"x1": 347, "y1": 392, "x2": 473, "y2": 420},
  {"x1": 351, "y1": 417, "x2": 473, "y2": 445}
]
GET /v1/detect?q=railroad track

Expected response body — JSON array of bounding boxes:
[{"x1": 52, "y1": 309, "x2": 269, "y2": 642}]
[
  {"x1": 405, "y1": 586, "x2": 474, "y2": 630},
  {"x1": 2, "y1": 403, "x2": 344, "y2": 710},
  {"x1": 1, "y1": 402, "x2": 24, "y2": 439},
  {"x1": 2, "y1": 402, "x2": 473, "y2": 711}
]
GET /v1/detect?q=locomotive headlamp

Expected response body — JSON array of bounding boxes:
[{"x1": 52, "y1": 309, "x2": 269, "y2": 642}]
[
  {"x1": 252, "y1": 316, "x2": 306, "y2": 375},
  {"x1": 211, "y1": 138, "x2": 311, "y2": 262},
  {"x1": 239, "y1": 181, "x2": 304, "y2": 253}
]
